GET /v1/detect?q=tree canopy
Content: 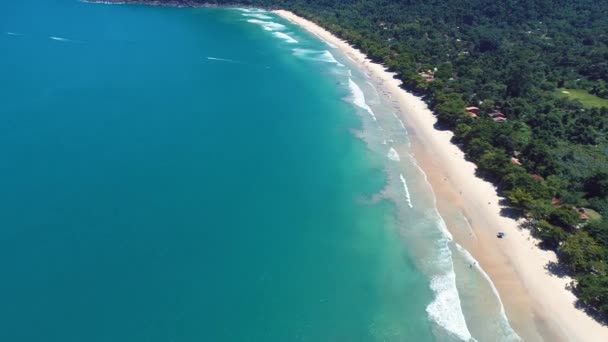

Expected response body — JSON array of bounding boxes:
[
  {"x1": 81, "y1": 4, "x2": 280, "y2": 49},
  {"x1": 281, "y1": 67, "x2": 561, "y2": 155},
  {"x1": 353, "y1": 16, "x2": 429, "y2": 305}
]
[{"x1": 147, "y1": 0, "x2": 608, "y2": 316}]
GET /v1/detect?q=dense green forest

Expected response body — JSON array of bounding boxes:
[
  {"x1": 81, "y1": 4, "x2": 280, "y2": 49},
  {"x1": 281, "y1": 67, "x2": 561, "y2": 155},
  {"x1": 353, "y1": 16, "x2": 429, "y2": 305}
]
[{"x1": 138, "y1": 0, "x2": 608, "y2": 316}]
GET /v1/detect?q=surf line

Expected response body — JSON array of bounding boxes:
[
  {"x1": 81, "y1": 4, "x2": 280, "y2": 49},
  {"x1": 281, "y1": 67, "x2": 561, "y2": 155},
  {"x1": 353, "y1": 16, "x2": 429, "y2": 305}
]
[
  {"x1": 348, "y1": 78, "x2": 377, "y2": 121},
  {"x1": 399, "y1": 173, "x2": 414, "y2": 208}
]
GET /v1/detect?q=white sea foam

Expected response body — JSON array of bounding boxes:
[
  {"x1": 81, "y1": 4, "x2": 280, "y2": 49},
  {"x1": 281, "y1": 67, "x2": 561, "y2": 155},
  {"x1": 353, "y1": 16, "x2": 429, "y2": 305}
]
[
  {"x1": 292, "y1": 49, "x2": 344, "y2": 67},
  {"x1": 387, "y1": 147, "x2": 400, "y2": 162},
  {"x1": 237, "y1": 8, "x2": 267, "y2": 13},
  {"x1": 425, "y1": 225, "x2": 473, "y2": 341},
  {"x1": 405, "y1": 153, "x2": 474, "y2": 339},
  {"x1": 246, "y1": 19, "x2": 285, "y2": 31},
  {"x1": 292, "y1": 48, "x2": 318, "y2": 55},
  {"x1": 328, "y1": 68, "x2": 352, "y2": 78},
  {"x1": 83, "y1": 1, "x2": 126, "y2": 4},
  {"x1": 241, "y1": 13, "x2": 273, "y2": 20},
  {"x1": 348, "y1": 78, "x2": 376, "y2": 120},
  {"x1": 399, "y1": 174, "x2": 414, "y2": 208},
  {"x1": 6, "y1": 32, "x2": 22, "y2": 36},
  {"x1": 426, "y1": 246, "x2": 473, "y2": 341},
  {"x1": 455, "y1": 244, "x2": 522, "y2": 341},
  {"x1": 332, "y1": 68, "x2": 352, "y2": 77},
  {"x1": 320, "y1": 51, "x2": 344, "y2": 66},
  {"x1": 272, "y1": 32, "x2": 298, "y2": 43}
]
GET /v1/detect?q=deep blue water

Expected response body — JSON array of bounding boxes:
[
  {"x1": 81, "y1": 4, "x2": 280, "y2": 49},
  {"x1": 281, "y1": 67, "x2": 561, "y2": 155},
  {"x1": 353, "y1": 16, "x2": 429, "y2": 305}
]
[{"x1": 0, "y1": 1, "x2": 440, "y2": 341}]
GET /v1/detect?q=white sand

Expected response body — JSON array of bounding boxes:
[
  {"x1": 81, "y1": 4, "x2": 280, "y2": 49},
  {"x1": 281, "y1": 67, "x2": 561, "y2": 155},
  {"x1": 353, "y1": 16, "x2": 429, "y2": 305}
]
[{"x1": 274, "y1": 9, "x2": 608, "y2": 342}]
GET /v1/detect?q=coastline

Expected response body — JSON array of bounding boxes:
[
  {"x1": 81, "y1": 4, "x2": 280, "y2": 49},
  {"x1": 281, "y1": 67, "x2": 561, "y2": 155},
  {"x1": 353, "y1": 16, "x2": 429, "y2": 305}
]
[
  {"x1": 80, "y1": 0, "x2": 268, "y2": 9},
  {"x1": 75, "y1": 1, "x2": 608, "y2": 339},
  {"x1": 273, "y1": 9, "x2": 608, "y2": 342}
]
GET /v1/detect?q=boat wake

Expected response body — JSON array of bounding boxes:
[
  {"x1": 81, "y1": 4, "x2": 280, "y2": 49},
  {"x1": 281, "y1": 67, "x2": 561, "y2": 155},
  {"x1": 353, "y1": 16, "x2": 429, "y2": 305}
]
[
  {"x1": 206, "y1": 56, "x2": 243, "y2": 64},
  {"x1": 49, "y1": 36, "x2": 79, "y2": 43}
]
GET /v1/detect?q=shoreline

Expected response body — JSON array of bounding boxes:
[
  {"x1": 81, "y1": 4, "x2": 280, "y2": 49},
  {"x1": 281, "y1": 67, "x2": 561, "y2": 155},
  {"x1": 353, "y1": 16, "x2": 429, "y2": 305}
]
[
  {"x1": 80, "y1": 0, "x2": 269, "y2": 9},
  {"x1": 77, "y1": 1, "x2": 608, "y2": 339},
  {"x1": 273, "y1": 9, "x2": 608, "y2": 342}
]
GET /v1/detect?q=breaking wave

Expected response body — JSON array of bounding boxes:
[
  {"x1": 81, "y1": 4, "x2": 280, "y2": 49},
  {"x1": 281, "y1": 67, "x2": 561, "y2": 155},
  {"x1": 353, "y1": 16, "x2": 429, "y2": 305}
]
[
  {"x1": 241, "y1": 13, "x2": 273, "y2": 20},
  {"x1": 291, "y1": 48, "x2": 317, "y2": 55},
  {"x1": 236, "y1": 8, "x2": 267, "y2": 13},
  {"x1": 246, "y1": 19, "x2": 285, "y2": 31},
  {"x1": 272, "y1": 32, "x2": 298, "y2": 43},
  {"x1": 319, "y1": 50, "x2": 343, "y2": 66},
  {"x1": 405, "y1": 153, "x2": 474, "y2": 340},
  {"x1": 455, "y1": 244, "x2": 521, "y2": 341},
  {"x1": 426, "y1": 242, "x2": 473, "y2": 341},
  {"x1": 399, "y1": 174, "x2": 414, "y2": 208},
  {"x1": 387, "y1": 147, "x2": 400, "y2": 162},
  {"x1": 292, "y1": 48, "x2": 344, "y2": 67},
  {"x1": 348, "y1": 78, "x2": 376, "y2": 120},
  {"x1": 329, "y1": 68, "x2": 352, "y2": 77}
]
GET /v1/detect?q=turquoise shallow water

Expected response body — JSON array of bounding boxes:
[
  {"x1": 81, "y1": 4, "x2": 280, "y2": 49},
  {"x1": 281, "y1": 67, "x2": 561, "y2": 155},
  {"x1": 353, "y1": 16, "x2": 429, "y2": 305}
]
[
  {"x1": 0, "y1": 1, "x2": 446, "y2": 341},
  {"x1": 0, "y1": 1, "x2": 526, "y2": 340}
]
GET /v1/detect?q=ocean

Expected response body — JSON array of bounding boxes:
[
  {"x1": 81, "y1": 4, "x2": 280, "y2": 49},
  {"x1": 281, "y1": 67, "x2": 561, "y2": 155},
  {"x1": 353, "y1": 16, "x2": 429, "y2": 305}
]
[{"x1": 0, "y1": 1, "x2": 519, "y2": 341}]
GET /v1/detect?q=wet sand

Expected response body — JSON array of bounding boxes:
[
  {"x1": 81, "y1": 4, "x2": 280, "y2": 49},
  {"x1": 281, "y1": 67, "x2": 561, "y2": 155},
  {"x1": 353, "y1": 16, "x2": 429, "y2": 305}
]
[{"x1": 274, "y1": 9, "x2": 608, "y2": 342}]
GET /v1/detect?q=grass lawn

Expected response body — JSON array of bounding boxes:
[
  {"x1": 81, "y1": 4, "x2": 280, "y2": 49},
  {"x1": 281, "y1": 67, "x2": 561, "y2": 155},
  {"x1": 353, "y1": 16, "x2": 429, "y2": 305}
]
[{"x1": 557, "y1": 88, "x2": 608, "y2": 108}]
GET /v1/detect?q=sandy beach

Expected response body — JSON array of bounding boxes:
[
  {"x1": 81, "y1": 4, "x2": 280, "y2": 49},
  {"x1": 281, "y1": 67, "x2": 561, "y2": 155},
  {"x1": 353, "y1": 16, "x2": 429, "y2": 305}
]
[{"x1": 274, "y1": 9, "x2": 608, "y2": 342}]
